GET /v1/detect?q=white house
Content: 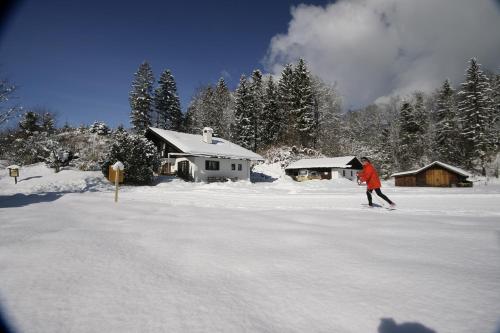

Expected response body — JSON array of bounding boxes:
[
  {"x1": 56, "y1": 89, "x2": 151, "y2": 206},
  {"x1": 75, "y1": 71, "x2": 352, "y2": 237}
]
[
  {"x1": 285, "y1": 156, "x2": 363, "y2": 181},
  {"x1": 146, "y1": 127, "x2": 263, "y2": 182}
]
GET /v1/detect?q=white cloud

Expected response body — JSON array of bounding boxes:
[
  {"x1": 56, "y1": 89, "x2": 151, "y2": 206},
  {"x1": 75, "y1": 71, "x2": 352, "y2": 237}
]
[
  {"x1": 220, "y1": 70, "x2": 231, "y2": 80},
  {"x1": 264, "y1": 0, "x2": 500, "y2": 109}
]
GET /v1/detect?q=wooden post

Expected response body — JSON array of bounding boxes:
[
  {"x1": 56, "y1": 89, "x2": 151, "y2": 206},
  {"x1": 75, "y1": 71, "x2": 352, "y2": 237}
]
[
  {"x1": 111, "y1": 161, "x2": 124, "y2": 203},
  {"x1": 14, "y1": 176, "x2": 17, "y2": 184},
  {"x1": 114, "y1": 170, "x2": 119, "y2": 202}
]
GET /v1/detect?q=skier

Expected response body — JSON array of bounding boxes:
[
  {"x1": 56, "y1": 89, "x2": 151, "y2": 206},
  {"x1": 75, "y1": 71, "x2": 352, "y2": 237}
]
[{"x1": 357, "y1": 157, "x2": 395, "y2": 207}]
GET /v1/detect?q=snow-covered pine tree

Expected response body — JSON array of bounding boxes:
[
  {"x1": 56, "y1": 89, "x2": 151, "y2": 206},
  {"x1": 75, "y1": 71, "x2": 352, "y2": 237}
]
[
  {"x1": 232, "y1": 75, "x2": 253, "y2": 150},
  {"x1": 411, "y1": 91, "x2": 429, "y2": 164},
  {"x1": 61, "y1": 122, "x2": 72, "y2": 133},
  {"x1": 261, "y1": 76, "x2": 281, "y2": 147},
  {"x1": 277, "y1": 64, "x2": 295, "y2": 145},
  {"x1": 154, "y1": 69, "x2": 183, "y2": 131},
  {"x1": 214, "y1": 78, "x2": 232, "y2": 138},
  {"x1": 199, "y1": 86, "x2": 222, "y2": 136},
  {"x1": 184, "y1": 80, "x2": 233, "y2": 138},
  {"x1": 19, "y1": 111, "x2": 40, "y2": 135},
  {"x1": 311, "y1": 77, "x2": 342, "y2": 154},
  {"x1": 40, "y1": 112, "x2": 56, "y2": 134},
  {"x1": 398, "y1": 100, "x2": 421, "y2": 170},
  {"x1": 457, "y1": 58, "x2": 496, "y2": 174},
  {"x1": 374, "y1": 127, "x2": 394, "y2": 178},
  {"x1": 114, "y1": 124, "x2": 126, "y2": 135},
  {"x1": 292, "y1": 59, "x2": 315, "y2": 147},
  {"x1": 184, "y1": 87, "x2": 205, "y2": 134},
  {"x1": 185, "y1": 103, "x2": 200, "y2": 134},
  {"x1": 89, "y1": 121, "x2": 110, "y2": 136},
  {"x1": 129, "y1": 61, "x2": 155, "y2": 134},
  {"x1": 434, "y1": 79, "x2": 461, "y2": 165},
  {"x1": 381, "y1": 96, "x2": 403, "y2": 171},
  {"x1": 249, "y1": 70, "x2": 264, "y2": 151},
  {"x1": 492, "y1": 73, "x2": 500, "y2": 148}
]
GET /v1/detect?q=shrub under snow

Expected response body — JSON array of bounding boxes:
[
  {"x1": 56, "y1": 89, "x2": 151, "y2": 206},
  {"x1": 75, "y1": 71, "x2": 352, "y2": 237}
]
[
  {"x1": 262, "y1": 146, "x2": 324, "y2": 169},
  {"x1": 101, "y1": 132, "x2": 160, "y2": 185},
  {"x1": 89, "y1": 121, "x2": 110, "y2": 136}
]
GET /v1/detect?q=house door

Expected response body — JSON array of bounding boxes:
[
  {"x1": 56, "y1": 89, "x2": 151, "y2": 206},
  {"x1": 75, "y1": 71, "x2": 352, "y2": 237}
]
[
  {"x1": 426, "y1": 169, "x2": 449, "y2": 187},
  {"x1": 177, "y1": 161, "x2": 190, "y2": 180}
]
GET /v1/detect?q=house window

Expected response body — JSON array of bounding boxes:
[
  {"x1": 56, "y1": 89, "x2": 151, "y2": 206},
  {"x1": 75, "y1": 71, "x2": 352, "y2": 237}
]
[
  {"x1": 231, "y1": 164, "x2": 235, "y2": 171},
  {"x1": 342, "y1": 170, "x2": 345, "y2": 177},
  {"x1": 205, "y1": 160, "x2": 220, "y2": 170},
  {"x1": 238, "y1": 164, "x2": 242, "y2": 171}
]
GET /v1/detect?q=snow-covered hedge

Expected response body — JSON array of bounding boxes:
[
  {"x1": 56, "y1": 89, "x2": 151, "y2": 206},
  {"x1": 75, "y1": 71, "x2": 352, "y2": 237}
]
[
  {"x1": 262, "y1": 146, "x2": 323, "y2": 169},
  {"x1": 89, "y1": 121, "x2": 110, "y2": 136},
  {"x1": 101, "y1": 132, "x2": 160, "y2": 185}
]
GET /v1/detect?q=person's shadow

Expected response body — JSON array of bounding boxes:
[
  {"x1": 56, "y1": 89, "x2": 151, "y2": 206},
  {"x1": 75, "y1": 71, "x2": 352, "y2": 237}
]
[{"x1": 378, "y1": 318, "x2": 437, "y2": 333}]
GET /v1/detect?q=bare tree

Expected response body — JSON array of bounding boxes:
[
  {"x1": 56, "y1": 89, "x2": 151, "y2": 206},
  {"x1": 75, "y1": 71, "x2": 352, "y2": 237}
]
[{"x1": 0, "y1": 77, "x2": 22, "y2": 126}]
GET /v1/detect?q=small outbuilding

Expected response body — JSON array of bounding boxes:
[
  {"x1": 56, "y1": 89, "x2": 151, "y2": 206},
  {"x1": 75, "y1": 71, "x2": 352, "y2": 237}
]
[
  {"x1": 146, "y1": 127, "x2": 263, "y2": 182},
  {"x1": 391, "y1": 161, "x2": 472, "y2": 187},
  {"x1": 285, "y1": 156, "x2": 363, "y2": 181}
]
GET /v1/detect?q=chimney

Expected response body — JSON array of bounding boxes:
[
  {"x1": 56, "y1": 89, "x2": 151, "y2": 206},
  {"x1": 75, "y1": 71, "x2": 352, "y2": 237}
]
[{"x1": 202, "y1": 127, "x2": 213, "y2": 144}]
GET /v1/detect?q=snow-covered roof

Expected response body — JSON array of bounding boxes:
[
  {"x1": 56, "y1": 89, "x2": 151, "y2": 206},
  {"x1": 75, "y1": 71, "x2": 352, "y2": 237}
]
[
  {"x1": 7, "y1": 165, "x2": 20, "y2": 169},
  {"x1": 148, "y1": 127, "x2": 263, "y2": 160},
  {"x1": 391, "y1": 161, "x2": 470, "y2": 177},
  {"x1": 285, "y1": 156, "x2": 361, "y2": 170}
]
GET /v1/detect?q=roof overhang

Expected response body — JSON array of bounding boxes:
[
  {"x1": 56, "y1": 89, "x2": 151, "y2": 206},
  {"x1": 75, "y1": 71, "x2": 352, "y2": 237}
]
[
  {"x1": 169, "y1": 152, "x2": 263, "y2": 161},
  {"x1": 285, "y1": 156, "x2": 362, "y2": 170},
  {"x1": 391, "y1": 161, "x2": 470, "y2": 178},
  {"x1": 146, "y1": 127, "x2": 263, "y2": 161}
]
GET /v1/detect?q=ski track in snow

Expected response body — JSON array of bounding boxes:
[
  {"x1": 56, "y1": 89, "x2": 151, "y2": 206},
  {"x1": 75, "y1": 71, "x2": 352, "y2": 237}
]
[{"x1": 0, "y1": 164, "x2": 500, "y2": 333}]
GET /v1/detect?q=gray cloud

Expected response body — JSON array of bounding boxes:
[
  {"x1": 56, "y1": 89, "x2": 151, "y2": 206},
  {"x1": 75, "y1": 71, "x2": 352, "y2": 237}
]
[{"x1": 264, "y1": 0, "x2": 500, "y2": 109}]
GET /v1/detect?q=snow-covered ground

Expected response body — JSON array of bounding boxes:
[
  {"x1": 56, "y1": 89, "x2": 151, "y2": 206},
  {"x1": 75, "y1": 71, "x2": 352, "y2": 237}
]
[{"x1": 1, "y1": 164, "x2": 499, "y2": 333}]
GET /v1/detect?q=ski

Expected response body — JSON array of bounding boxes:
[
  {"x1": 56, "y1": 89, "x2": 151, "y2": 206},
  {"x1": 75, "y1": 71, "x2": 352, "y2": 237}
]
[{"x1": 361, "y1": 203, "x2": 396, "y2": 211}]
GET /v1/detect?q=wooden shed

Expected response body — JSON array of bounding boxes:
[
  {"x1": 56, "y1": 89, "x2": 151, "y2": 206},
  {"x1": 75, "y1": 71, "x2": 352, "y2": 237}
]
[{"x1": 391, "y1": 161, "x2": 472, "y2": 187}]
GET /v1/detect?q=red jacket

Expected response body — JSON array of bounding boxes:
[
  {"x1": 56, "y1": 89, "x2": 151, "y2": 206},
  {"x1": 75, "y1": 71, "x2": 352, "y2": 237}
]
[{"x1": 358, "y1": 162, "x2": 381, "y2": 190}]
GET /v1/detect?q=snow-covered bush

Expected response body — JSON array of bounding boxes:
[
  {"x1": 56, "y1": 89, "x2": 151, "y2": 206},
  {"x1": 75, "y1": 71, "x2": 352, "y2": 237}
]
[
  {"x1": 262, "y1": 146, "x2": 323, "y2": 168},
  {"x1": 45, "y1": 140, "x2": 74, "y2": 172},
  {"x1": 89, "y1": 121, "x2": 110, "y2": 136},
  {"x1": 56, "y1": 129, "x2": 111, "y2": 171},
  {"x1": 0, "y1": 131, "x2": 77, "y2": 171},
  {"x1": 42, "y1": 139, "x2": 76, "y2": 173},
  {"x1": 7, "y1": 132, "x2": 51, "y2": 165},
  {"x1": 113, "y1": 124, "x2": 127, "y2": 135},
  {"x1": 101, "y1": 132, "x2": 160, "y2": 185}
]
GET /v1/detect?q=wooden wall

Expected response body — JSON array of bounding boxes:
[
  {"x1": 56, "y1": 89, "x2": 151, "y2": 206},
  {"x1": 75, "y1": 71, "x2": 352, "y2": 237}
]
[
  {"x1": 395, "y1": 175, "x2": 416, "y2": 186},
  {"x1": 423, "y1": 166, "x2": 456, "y2": 187}
]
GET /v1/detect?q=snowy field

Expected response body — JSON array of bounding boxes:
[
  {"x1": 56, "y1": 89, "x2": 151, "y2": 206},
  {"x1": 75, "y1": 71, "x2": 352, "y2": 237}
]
[{"x1": 1, "y1": 164, "x2": 500, "y2": 333}]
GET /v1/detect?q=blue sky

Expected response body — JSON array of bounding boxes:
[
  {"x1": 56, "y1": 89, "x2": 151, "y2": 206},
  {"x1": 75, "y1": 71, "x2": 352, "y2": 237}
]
[
  {"x1": 3, "y1": 0, "x2": 499, "y2": 128},
  {"x1": 0, "y1": 0, "x2": 330, "y2": 127}
]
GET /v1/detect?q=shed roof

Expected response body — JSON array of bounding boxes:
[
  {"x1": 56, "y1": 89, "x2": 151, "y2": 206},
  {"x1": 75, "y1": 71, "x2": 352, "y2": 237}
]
[
  {"x1": 147, "y1": 127, "x2": 263, "y2": 160},
  {"x1": 391, "y1": 161, "x2": 470, "y2": 178},
  {"x1": 285, "y1": 156, "x2": 361, "y2": 170}
]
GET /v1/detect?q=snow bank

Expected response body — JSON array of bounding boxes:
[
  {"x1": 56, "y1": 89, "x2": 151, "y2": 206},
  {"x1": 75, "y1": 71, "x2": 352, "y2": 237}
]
[
  {"x1": 0, "y1": 163, "x2": 112, "y2": 196},
  {"x1": 1, "y1": 164, "x2": 500, "y2": 333}
]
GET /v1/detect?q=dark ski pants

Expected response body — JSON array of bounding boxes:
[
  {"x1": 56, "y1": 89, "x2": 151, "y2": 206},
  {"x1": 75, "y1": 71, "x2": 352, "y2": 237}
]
[{"x1": 367, "y1": 188, "x2": 393, "y2": 206}]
